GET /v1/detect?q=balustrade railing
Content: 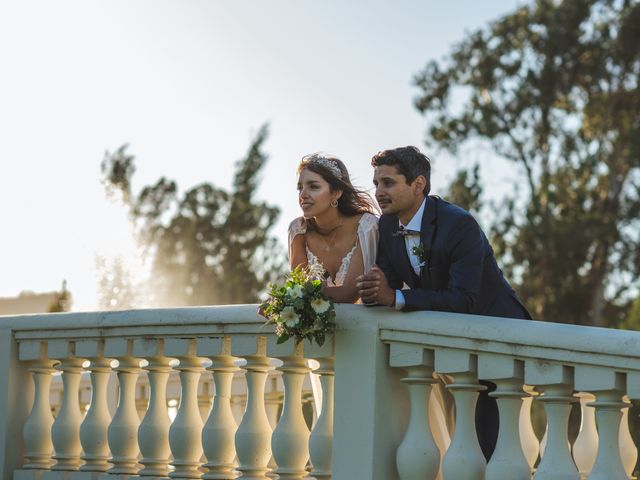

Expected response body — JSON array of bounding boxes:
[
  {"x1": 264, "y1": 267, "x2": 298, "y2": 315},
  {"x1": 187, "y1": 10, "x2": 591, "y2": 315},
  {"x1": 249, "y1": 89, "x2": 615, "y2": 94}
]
[{"x1": 1, "y1": 305, "x2": 639, "y2": 480}]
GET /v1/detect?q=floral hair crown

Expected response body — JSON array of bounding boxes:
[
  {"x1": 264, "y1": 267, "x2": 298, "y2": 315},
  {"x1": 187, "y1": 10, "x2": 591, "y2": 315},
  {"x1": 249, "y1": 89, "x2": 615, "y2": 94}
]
[{"x1": 302, "y1": 154, "x2": 343, "y2": 180}]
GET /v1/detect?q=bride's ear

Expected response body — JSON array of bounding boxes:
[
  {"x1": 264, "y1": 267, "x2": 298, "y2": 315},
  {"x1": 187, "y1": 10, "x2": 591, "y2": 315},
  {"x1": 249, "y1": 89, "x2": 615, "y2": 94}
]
[{"x1": 334, "y1": 190, "x2": 343, "y2": 202}]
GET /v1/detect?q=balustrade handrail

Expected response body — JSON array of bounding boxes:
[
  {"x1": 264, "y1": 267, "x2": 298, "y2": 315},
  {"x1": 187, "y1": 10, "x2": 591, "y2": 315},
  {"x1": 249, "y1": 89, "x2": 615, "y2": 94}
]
[
  {"x1": 2, "y1": 304, "x2": 268, "y2": 338},
  {"x1": 7, "y1": 304, "x2": 640, "y2": 361},
  {"x1": 369, "y1": 308, "x2": 640, "y2": 370}
]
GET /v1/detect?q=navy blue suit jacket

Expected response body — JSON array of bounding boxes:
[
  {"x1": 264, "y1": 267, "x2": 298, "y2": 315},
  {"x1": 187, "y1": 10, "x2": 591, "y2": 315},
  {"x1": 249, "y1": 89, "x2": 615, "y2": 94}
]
[{"x1": 377, "y1": 196, "x2": 531, "y2": 319}]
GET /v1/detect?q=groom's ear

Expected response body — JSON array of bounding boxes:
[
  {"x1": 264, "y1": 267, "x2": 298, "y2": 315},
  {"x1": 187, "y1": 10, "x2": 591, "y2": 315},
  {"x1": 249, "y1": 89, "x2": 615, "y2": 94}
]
[{"x1": 412, "y1": 175, "x2": 427, "y2": 195}]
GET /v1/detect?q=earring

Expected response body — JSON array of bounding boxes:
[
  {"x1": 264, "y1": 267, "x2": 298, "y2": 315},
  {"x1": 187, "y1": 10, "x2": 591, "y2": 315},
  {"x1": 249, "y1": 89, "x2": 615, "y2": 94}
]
[{"x1": 330, "y1": 199, "x2": 338, "y2": 208}]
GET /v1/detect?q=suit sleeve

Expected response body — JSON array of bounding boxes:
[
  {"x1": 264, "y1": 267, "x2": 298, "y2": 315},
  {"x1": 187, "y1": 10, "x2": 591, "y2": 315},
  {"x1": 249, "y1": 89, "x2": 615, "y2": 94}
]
[
  {"x1": 376, "y1": 226, "x2": 403, "y2": 290},
  {"x1": 402, "y1": 215, "x2": 484, "y2": 313}
]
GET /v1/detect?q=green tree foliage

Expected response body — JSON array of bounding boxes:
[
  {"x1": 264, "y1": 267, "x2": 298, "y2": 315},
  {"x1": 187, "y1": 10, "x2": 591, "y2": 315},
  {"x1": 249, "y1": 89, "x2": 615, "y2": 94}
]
[
  {"x1": 100, "y1": 125, "x2": 286, "y2": 307},
  {"x1": 415, "y1": 0, "x2": 640, "y2": 326},
  {"x1": 444, "y1": 164, "x2": 483, "y2": 216},
  {"x1": 620, "y1": 296, "x2": 640, "y2": 329}
]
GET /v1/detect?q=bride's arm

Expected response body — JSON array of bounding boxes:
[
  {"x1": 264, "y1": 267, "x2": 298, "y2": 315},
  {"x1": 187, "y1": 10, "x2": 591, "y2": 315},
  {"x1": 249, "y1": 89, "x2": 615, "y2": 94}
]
[
  {"x1": 289, "y1": 233, "x2": 308, "y2": 270},
  {"x1": 322, "y1": 244, "x2": 364, "y2": 303}
]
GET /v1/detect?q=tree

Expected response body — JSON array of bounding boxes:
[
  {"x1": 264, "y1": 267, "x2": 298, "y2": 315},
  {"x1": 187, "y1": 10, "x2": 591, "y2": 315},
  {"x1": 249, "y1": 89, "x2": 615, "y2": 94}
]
[
  {"x1": 415, "y1": 0, "x2": 640, "y2": 326},
  {"x1": 444, "y1": 164, "x2": 483, "y2": 216},
  {"x1": 100, "y1": 125, "x2": 286, "y2": 307},
  {"x1": 95, "y1": 254, "x2": 145, "y2": 310}
]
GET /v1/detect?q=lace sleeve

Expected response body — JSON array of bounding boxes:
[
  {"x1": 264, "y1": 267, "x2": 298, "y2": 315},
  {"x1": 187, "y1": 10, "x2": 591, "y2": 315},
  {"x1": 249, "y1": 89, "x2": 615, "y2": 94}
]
[
  {"x1": 288, "y1": 217, "x2": 307, "y2": 258},
  {"x1": 357, "y1": 213, "x2": 379, "y2": 274}
]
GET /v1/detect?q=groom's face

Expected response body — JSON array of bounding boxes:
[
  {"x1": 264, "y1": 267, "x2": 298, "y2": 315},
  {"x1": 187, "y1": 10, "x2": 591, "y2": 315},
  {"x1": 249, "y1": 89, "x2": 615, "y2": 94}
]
[{"x1": 373, "y1": 164, "x2": 422, "y2": 218}]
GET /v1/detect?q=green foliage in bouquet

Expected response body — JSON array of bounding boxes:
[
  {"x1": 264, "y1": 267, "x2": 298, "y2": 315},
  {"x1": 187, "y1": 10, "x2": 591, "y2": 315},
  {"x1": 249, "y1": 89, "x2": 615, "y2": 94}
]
[{"x1": 258, "y1": 266, "x2": 336, "y2": 346}]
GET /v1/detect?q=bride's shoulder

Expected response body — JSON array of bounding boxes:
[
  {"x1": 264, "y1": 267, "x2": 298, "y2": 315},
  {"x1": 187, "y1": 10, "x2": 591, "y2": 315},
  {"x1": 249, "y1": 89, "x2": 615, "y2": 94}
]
[
  {"x1": 358, "y1": 212, "x2": 379, "y2": 231},
  {"x1": 288, "y1": 217, "x2": 307, "y2": 236},
  {"x1": 358, "y1": 212, "x2": 378, "y2": 226}
]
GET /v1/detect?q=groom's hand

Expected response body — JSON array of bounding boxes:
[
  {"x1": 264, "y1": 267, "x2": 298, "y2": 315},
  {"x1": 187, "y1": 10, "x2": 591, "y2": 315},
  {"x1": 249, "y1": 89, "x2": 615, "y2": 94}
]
[{"x1": 357, "y1": 265, "x2": 395, "y2": 307}]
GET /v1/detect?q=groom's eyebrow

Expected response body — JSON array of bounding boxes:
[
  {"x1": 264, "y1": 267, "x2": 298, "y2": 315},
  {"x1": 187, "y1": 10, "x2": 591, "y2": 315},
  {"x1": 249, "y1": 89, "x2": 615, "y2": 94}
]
[{"x1": 376, "y1": 175, "x2": 395, "y2": 183}]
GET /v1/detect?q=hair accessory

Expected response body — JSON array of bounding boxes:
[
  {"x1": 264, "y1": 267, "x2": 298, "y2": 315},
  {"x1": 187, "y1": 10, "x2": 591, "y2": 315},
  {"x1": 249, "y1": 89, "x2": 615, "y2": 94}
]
[{"x1": 302, "y1": 154, "x2": 343, "y2": 179}]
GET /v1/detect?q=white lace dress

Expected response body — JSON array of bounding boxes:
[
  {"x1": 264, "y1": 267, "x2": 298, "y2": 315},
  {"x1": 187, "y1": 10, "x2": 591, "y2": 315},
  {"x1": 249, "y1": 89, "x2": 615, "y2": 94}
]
[{"x1": 288, "y1": 212, "x2": 379, "y2": 285}]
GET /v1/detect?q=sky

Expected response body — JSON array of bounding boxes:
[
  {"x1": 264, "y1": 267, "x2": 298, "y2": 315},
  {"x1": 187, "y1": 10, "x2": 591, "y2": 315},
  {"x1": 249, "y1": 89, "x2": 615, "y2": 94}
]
[{"x1": 0, "y1": 0, "x2": 527, "y2": 311}]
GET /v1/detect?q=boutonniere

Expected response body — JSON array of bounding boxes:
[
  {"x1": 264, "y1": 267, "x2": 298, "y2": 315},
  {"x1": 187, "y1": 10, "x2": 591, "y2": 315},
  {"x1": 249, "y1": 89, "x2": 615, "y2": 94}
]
[{"x1": 412, "y1": 243, "x2": 427, "y2": 269}]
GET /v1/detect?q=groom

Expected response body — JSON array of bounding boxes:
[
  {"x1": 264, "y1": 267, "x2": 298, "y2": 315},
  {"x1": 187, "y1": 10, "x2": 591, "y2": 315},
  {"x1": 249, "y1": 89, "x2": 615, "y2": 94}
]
[{"x1": 357, "y1": 146, "x2": 531, "y2": 460}]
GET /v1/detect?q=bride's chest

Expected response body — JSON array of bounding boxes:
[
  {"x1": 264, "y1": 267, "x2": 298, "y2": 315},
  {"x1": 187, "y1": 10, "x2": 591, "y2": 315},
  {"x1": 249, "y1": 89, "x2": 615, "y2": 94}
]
[{"x1": 305, "y1": 233, "x2": 356, "y2": 276}]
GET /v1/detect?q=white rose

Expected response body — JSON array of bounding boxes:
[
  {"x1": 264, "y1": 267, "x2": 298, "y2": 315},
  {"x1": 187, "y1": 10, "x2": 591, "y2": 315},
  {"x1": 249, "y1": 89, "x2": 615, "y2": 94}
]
[
  {"x1": 311, "y1": 297, "x2": 331, "y2": 314},
  {"x1": 280, "y1": 306, "x2": 300, "y2": 327},
  {"x1": 287, "y1": 284, "x2": 304, "y2": 299}
]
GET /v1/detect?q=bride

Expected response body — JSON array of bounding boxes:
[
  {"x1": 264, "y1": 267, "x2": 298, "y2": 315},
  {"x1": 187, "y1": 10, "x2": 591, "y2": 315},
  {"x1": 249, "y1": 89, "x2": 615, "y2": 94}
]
[{"x1": 288, "y1": 153, "x2": 378, "y2": 302}]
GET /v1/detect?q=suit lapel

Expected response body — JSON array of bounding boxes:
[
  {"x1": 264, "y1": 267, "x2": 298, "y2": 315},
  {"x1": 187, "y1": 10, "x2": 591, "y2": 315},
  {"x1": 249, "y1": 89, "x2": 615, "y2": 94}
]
[{"x1": 419, "y1": 196, "x2": 438, "y2": 285}]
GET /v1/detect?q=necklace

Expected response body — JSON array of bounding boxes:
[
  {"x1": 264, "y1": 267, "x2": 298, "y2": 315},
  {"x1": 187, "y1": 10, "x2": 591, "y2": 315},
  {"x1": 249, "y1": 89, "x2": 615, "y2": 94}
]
[{"x1": 316, "y1": 217, "x2": 343, "y2": 252}]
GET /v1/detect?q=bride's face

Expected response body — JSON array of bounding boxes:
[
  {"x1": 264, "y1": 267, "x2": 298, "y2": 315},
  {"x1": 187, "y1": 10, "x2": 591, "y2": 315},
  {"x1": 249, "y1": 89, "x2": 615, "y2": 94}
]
[{"x1": 297, "y1": 168, "x2": 337, "y2": 218}]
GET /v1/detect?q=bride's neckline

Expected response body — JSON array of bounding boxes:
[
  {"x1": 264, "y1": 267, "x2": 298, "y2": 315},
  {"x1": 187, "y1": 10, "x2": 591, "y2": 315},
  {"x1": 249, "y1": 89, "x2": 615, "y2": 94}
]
[{"x1": 306, "y1": 242, "x2": 357, "y2": 285}]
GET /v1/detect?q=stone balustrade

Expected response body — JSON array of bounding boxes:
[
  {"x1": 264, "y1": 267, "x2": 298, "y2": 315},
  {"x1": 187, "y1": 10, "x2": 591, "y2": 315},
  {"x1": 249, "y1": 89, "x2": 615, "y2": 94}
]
[{"x1": 1, "y1": 305, "x2": 639, "y2": 480}]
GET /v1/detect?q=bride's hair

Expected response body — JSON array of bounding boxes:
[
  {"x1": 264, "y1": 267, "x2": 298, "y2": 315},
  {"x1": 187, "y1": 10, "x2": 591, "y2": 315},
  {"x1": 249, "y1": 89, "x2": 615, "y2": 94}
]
[{"x1": 297, "y1": 153, "x2": 377, "y2": 216}]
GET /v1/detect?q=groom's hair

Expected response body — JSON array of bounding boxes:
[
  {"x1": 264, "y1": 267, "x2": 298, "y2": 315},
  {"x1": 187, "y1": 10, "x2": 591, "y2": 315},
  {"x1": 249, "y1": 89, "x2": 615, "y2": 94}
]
[{"x1": 371, "y1": 146, "x2": 431, "y2": 195}]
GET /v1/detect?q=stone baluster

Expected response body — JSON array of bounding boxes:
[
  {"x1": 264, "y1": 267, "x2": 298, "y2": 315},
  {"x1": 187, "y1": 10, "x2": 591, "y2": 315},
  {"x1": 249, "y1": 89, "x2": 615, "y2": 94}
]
[
  {"x1": 231, "y1": 395, "x2": 247, "y2": 427},
  {"x1": 619, "y1": 395, "x2": 637, "y2": 479},
  {"x1": 135, "y1": 375, "x2": 150, "y2": 421},
  {"x1": 198, "y1": 336, "x2": 240, "y2": 480},
  {"x1": 437, "y1": 350, "x2": 486, "y2": 480},
  {"x1": 234, "y1": 336, "x2": 273, "y2": 480},
  {"x1": 265, "y1": 373, "x2": 283, "y2": 480},
  {"x1": 572, "y1": 392, "x2": 598, "y2": 478},
  {"x1": 390, "y1": 343, "x2": 439, "y2": 480},
  {"x1": 539, "y1": 424, "x2": 548, "y2": 458},
  {"x1": 480, "y1": 355, "x2": 530, "y2": 480},
  {"x1": 536, "y1": 395, "x2": 576, "y2": 479},
  {"x1": 167, "y1": 338, "x2": 205, "y2": 479},
  {"x1": 588, "y1": 390, "x2": 629, "y2": 480},
  {"x1": 106, "y1": 339, "x2": 142, "y2": 475},
  {"x1": 526, "y1": 361, "x2": 579, "y2": 480},
  {"x1": 308, "y1": 357, "x2": 334, "y2": 480},
  {"x1": 264, "y1": 373, "x2": 284, "y2": 429},
  {"x1": 20, "y1": 342, "x2": 58, "y2": 470},
  {"x1": 49, "y1": 340, "x2": 85, "y2": 472},
  {"x1": 272, "y1": 341, "x2": 311, "y2": 480},
  {"x1": 77, "y1": 340, "x2": 113, "y2": 473},
  {"x1": 520, "y1": 385, "x2": 540, "y2": 472},
  {"x1": 199, "y1": 377, "x2": 213, "y2": 422},
  {"x1": 134, "y1": 338, "x2": 174, "y2": 477},
  {"x1": 575, "y1": 367, "x2": 628, "y2": 480}
]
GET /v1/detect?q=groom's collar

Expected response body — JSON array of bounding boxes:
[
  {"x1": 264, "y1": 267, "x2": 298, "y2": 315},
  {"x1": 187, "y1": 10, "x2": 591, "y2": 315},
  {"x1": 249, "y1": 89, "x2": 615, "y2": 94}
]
[{"x1": 399, "y1": 198, "x2": 426, "y2": 232}]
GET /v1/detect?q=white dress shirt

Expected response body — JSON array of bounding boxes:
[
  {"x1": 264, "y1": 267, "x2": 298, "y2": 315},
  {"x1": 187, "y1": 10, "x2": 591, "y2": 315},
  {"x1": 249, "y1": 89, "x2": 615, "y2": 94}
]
[{"x1": 395, "y1": 198, "x2": 426, "y2": 310}]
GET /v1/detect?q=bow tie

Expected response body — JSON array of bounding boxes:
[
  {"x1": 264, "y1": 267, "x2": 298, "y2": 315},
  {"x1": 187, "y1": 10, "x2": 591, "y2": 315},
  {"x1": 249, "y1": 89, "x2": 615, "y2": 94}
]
[{"x1": 393, "y1": 225, "x2": 420, "y2": 237}]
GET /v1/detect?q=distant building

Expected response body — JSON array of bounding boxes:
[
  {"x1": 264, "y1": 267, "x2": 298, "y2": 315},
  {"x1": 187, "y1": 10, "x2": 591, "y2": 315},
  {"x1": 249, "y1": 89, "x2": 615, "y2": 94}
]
[
  {"x1": 0, "y1": 291, "x2": 59, "y2": 315},
  {"x1": 0, "y1": 282, "x2": 71, "y2": 315}
]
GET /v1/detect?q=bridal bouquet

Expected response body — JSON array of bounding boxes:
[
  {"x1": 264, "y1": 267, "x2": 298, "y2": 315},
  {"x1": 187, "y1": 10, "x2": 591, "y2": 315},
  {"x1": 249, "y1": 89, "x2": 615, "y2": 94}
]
[{"x1": 258, "y1": 266, "x2": 336, "y2": 346}]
